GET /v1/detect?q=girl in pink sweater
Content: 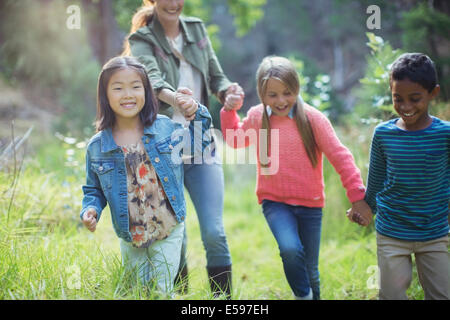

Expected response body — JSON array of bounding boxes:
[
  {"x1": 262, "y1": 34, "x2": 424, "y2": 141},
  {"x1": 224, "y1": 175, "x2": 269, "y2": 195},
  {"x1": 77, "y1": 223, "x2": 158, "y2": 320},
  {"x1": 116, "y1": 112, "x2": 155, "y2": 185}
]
[{"x1": 220, "y1": 56, "x2": 372, "y2": 300}]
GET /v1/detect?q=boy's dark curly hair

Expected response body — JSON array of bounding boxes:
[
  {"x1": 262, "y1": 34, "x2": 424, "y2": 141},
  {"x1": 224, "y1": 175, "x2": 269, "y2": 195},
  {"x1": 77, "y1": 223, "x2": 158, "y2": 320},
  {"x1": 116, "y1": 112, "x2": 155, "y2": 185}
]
[{"x1": 390, "y1": 53, "x2": 438, "y2": 93}]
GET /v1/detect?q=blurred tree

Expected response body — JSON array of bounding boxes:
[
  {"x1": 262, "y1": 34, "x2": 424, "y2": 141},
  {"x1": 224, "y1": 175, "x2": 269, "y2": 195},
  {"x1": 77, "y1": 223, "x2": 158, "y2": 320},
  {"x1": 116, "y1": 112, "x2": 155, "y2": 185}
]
[
  {"x1": 289, "y1": 56, "x2": 334, "y2": 114},
  {"x1": 353, "y1": 33, "x2": 403, "y2": 121},
  {"x1": 0, "y1": 0, "x2": 81, "y2": 86},
  {"x1": 399, "y1": 1, "x2": 450, "y2": 100},
  {"x1": 0, "y1": 0, "x2": 100, "y2": 137},
  {"x1": 82, "y1": 0, "x2": 124, "y2": 64}
]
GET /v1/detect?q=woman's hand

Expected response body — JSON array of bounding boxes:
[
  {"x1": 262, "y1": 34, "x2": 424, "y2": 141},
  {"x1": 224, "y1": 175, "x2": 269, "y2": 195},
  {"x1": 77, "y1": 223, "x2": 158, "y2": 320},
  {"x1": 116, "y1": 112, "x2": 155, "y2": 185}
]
[
  {"x1": 175, "y1": 87, "x2": 198, "y2": 121},
  {"x1": 224, "y1": 83, "x2": 244, "y2": 111},
  {"x1": 82, "y1": 208, "x2": 98, "y2": 232},
  {"x1": 346, "y1": 200, "x2": 373, "y2": 227}
]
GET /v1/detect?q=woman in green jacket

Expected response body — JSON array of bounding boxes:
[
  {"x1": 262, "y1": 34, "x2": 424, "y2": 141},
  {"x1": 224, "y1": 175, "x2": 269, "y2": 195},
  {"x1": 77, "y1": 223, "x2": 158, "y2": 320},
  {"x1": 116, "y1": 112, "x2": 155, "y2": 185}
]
[{"x1": 123, "y1": 0, "x2": 244, "y2": 298}]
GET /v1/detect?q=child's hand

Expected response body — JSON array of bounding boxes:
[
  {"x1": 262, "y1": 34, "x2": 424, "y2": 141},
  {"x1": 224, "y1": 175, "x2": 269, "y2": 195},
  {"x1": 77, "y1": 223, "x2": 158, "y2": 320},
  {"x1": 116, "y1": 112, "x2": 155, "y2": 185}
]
[
  {"x1": 82, "y1": 208, "x2": 98, "y2": 232},
  {"x1": 224, "y1": 83, "x2": 244, "y2": 111},
  {"x1": 175, "y1": 87, "x2": 198, "y2": 121},
  {"x1": 346, "y1": 200, "x2": 373, "y2": 227}
]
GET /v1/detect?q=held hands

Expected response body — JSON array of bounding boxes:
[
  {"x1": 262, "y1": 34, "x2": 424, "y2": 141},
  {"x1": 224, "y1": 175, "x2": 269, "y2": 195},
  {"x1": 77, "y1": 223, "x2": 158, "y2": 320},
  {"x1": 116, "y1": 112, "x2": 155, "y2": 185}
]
[
  {"x1": 223, "y1": 83, "x2": 244, "y2": 111},
  {"x1": 346, "y1": 200, "x2": 373, "y2": 227},
  {"x1": 174, "y1": 87, "x2": 198, "y2": 121},
  {"x1": 82, "y1": 208, "x2": 98, "y2": 232}
]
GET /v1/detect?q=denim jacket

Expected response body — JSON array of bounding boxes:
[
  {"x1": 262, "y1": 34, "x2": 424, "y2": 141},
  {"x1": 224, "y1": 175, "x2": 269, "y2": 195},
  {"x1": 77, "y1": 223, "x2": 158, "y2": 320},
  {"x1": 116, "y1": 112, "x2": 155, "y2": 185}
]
[{"x1": 80, "y1": 105, "x2": 212, "y2": 242}]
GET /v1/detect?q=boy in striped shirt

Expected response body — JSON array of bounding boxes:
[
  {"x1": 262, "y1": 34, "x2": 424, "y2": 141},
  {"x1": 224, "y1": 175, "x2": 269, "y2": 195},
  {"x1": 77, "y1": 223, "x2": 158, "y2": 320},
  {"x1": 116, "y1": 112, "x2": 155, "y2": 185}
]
[{"x1": 364, "y1": 53, "x2": 449, "y2": 300}]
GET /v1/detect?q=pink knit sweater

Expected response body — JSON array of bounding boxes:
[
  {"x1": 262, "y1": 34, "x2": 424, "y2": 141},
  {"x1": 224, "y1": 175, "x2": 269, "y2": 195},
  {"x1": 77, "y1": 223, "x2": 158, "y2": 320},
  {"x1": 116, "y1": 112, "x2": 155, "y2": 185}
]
[{"x1": 220, "y1": 103, "x2": 366, "y2": 207}]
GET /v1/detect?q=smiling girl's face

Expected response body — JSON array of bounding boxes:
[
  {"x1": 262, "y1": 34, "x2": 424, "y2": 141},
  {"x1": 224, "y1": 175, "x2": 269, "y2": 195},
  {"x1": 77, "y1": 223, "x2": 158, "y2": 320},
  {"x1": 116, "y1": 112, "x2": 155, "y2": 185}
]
[
  {"x1": 263, "y1": 78, "x2": 297, "y2": 117},
  {"x1": 107, "y1": 67, "x2": 145, "y2": 123}
]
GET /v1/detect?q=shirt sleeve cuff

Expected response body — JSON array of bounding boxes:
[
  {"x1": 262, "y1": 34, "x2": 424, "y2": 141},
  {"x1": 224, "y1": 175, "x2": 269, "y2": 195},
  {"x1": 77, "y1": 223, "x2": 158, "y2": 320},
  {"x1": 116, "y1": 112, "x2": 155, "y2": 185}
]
[{"x1": 347, "y1": 186, "x2": 366, "y2": 203}]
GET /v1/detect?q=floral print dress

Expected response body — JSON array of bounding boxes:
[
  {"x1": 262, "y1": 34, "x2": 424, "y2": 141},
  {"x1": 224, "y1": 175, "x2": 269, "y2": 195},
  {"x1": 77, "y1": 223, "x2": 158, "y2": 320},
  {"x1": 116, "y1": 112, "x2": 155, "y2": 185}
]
[{"x1": 122, "y1": 140, "x2": 178, "y2": 248}]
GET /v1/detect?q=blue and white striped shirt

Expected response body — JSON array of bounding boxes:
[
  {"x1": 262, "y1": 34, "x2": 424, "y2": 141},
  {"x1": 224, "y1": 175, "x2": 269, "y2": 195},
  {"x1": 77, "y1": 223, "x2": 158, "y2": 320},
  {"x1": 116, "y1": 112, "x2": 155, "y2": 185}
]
[{"x1": 365, "y1": 116, "x2": 449, "y2": 241}]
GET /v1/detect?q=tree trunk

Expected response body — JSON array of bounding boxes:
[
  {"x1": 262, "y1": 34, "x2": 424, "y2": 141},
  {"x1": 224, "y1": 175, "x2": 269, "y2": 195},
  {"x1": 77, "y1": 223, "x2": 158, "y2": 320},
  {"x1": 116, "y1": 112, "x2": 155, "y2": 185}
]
[
  {"x1": 333, "y1": 39, "x2": 344, "y2": 91},
  {"x1": 82, "y1": 0, "x2": 124, "y2": 65}
]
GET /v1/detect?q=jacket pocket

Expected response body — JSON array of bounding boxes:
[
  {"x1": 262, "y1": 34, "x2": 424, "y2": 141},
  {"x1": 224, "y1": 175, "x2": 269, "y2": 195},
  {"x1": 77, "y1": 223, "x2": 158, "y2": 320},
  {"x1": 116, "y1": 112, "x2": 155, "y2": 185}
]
[
  {"x1": 91, "y1": 161, "x2": 115, "y2": 190},
  {"x1": 156, "y1": 138, "x2": 175, "y2": 154},
  {"x1": 156, "y1": 135, "x2": 184, "y2": 166}
]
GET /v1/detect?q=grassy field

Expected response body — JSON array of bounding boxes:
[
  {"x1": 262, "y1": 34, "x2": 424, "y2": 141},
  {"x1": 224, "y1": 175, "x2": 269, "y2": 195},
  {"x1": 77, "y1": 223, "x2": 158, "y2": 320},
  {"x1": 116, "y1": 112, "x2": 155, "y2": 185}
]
[{"x1": 0, "y1": 121, "x2": 439, "y2": 300}]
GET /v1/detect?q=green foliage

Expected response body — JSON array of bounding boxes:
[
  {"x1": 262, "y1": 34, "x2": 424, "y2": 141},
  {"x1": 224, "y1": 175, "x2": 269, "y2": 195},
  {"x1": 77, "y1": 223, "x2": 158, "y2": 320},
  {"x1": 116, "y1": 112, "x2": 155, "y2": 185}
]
[
  {"x1": 53, "y1": 48, "x2": 99, "y2": 138},
  {"x1": 330, "y1": 0, "x2": 400, "y2": 39},
  {"x1": 290, "y1": 57, "x2": 331, "y2": 111},
  {"x1": 227, "y1": 0, "x2": 266, "y2": 37},
  {"x1": 400, "y1": 3, "x2": 450, "y2": 50},
  {"x1": 399, "y1": 2, "x2": 450, "y2": 100},
  {"x1": 431, "y1": 101, "x2": 450, "y2": 120},
  {"x1": 0, "y1": 128, "x2": 427, "y2": 300},
  {"x1": 113, "y1": 0, "x2": 144, "y2": 32},
  {"x1": 289, "y1": 55, "x2": 344, "y2": 120},
  {"x1": 182, "y1": 0, "x2": 212, "y2": 23},
  {"x1": 353, "y1": 33, "x2": 403, "y2": 121}
]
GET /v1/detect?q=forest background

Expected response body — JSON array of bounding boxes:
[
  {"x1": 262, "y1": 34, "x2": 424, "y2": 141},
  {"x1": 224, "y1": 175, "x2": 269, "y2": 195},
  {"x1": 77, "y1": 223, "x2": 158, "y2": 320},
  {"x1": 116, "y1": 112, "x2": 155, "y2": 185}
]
[{"x1": 0, "y1": 0, "x2": 449, "y2": 300}]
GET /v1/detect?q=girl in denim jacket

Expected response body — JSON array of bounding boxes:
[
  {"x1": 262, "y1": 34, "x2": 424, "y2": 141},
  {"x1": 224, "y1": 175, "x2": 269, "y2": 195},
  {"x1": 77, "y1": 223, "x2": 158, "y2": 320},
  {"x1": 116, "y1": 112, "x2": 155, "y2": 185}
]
[
  {"x1": 80, "y1": 56, "x2": 212, "y2": 295},
  {"x1": 123, "y1": 0, "x2": 244, "y2": 297}
]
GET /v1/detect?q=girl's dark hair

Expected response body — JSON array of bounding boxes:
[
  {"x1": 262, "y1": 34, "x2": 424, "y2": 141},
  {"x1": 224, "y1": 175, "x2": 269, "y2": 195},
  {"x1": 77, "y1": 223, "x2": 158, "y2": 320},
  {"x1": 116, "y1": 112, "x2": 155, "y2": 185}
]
[
  {"x1": 390, "y1": 53, "x2": 438, "y2": 92},
  {"x1": 96, "y1": 56, "x2": 159, "y2": 132}
]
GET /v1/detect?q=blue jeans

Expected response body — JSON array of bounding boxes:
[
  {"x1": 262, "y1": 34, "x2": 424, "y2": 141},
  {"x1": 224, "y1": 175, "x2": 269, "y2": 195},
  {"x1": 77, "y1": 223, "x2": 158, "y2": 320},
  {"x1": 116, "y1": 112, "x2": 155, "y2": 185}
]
[
  {"x1": 262, "y1": 200, "x2": 322, "y2": 299},
  {"x1": 180, "y1": 160, "x2": 231, "y2": 268}
]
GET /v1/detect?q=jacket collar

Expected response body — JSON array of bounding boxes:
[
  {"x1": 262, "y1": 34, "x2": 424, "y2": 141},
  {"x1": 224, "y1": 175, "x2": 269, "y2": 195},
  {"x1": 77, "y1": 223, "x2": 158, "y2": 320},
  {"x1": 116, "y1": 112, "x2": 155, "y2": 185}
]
[
  {"x1": 149, "y1": 14, "x2": 171, "y2": 54},
  {"x1": 144, "y1": 124, "x2": 157, "y2": 135},
  {"x1": 149, "y1": 14, "x2": 194, "y2": 55},
  {"x1": 179, "y1": 17, "x2": 195, "y2": 44},
  {"x1": 100, "y1": 127, "x2": 118, "y2": 153}
]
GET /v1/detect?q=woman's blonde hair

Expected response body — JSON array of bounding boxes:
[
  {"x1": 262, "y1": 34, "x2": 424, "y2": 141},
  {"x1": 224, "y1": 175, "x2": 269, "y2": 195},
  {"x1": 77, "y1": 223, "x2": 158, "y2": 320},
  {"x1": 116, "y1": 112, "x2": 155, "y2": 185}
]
[
  {"x1": 122, "y1": 0, "x2": 156, "y2": 56},
  {"x1": 256, "y1": 56, "x2": 318, "y2": 167}
]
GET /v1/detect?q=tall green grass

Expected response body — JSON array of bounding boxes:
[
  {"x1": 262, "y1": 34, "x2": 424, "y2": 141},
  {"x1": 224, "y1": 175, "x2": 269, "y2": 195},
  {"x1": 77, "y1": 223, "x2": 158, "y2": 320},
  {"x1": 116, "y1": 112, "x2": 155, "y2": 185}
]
[{"x1": 0, "y1": 123, "x2": 433, "y2": 300}]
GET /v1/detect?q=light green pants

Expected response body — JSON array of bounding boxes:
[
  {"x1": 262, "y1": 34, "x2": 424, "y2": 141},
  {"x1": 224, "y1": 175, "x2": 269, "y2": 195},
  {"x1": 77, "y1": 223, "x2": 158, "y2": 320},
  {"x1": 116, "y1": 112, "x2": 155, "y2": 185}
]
[{"x1": 119, "y1": 222, "x2": 184, "y2": 294}]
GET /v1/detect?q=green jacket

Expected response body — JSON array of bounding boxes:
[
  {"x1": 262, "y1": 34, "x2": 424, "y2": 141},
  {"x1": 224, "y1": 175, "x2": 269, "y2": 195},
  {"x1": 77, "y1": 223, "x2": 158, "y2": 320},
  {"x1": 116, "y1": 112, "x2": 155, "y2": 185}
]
[{"x1": 128, "y1": 14, "x2": 232, "y2": 118}]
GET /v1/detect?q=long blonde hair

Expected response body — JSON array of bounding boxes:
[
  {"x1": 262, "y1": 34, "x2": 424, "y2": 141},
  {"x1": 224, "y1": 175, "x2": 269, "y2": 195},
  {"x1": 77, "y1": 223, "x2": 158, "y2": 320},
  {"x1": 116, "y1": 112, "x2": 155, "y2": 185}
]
[
  {"x1": 256, "y1": 56, "x2": 318, "y2": 167},
  {"x1": 122, "y1": 0, "x2": 156, "y2": 56}
]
